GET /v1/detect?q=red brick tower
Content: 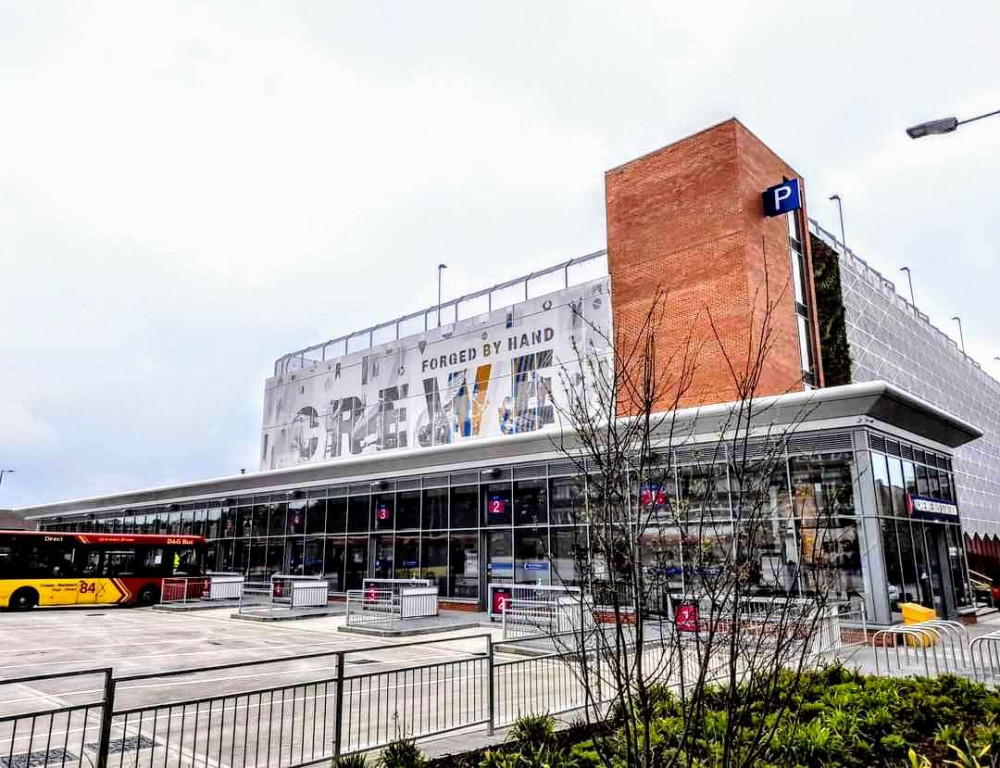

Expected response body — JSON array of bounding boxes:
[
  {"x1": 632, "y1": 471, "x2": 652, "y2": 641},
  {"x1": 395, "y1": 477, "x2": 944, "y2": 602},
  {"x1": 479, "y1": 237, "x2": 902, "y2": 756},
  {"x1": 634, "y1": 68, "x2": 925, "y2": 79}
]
[{"x1": 605, "y1": 118, "x2": 823, "y2": 411}]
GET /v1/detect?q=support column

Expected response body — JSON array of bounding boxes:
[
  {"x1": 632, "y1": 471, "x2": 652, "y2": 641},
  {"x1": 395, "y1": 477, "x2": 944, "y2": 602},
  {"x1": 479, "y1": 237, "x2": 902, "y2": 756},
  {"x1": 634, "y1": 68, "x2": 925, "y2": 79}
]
[{"x1": 852, "y1": 429, "x2": 892, "y2": 626}]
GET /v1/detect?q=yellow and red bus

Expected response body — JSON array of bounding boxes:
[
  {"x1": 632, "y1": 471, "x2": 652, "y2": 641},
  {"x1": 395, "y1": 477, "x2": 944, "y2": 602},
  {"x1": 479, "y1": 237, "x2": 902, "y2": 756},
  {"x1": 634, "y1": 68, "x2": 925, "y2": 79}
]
[{"x1": 0, "y1": 530, "x2": 205, "y2": 610}]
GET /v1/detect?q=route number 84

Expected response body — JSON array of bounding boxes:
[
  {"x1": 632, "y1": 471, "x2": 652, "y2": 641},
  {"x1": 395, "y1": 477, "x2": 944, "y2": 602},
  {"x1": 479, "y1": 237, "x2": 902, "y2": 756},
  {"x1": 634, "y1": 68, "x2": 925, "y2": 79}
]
[{"x1": 78, "y1": 581, "x2": 96, "y2": 594}]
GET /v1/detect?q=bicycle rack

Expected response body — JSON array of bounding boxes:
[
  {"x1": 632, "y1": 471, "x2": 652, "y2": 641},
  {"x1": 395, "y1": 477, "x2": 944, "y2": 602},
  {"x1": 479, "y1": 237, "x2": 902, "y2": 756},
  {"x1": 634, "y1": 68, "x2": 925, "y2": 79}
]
[
  {"x1": 872, "y1": 620, "x2": 973, "y2": 679},
  {"x1": 970, "y1": 630, "x2": 1000, "y2": 682}
]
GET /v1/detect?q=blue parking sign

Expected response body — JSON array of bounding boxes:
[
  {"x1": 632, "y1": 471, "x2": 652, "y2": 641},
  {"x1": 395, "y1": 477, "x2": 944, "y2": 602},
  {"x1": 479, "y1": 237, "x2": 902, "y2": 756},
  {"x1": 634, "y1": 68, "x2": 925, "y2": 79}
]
[{"x1": 762, "y1": 178, "x2": 801, "y2": 217}]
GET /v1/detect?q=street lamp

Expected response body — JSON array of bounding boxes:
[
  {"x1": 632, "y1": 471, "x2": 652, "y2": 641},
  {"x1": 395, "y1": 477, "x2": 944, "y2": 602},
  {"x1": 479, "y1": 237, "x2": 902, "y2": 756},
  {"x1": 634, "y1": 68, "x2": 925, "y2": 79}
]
[
  {"x1": 0, "y1": 469, "x2": 14, "y2": 490},
  {"x1": 951, "y1": 316, "x2": 966, "y2": 354},
  {"x1": 437, "y1": 263, "x2": 448, "y2": 327},
  {"x1": 906, "y1": 108, "x2": 1000, "y2": 139},
  {"x1": 900, "y1": 267, "x2": 916, "y2": 307},
  {"x1": 829, "y1": 194, "x2": 847, "y2": 255}
]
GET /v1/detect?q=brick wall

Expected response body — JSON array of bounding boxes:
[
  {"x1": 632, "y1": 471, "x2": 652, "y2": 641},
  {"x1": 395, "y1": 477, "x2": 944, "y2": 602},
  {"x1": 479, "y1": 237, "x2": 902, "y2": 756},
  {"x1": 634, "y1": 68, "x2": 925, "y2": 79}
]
[{"x1": 605, "y1": 118, "x2": 823, "y2": 412}]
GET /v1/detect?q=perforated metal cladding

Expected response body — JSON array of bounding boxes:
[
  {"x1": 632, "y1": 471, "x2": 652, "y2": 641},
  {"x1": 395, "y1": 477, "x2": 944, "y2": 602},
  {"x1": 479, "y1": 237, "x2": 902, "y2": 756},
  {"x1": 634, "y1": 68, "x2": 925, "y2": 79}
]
[{"x1": 813, "y1": 220, "x2": 1000, "y2": 536}]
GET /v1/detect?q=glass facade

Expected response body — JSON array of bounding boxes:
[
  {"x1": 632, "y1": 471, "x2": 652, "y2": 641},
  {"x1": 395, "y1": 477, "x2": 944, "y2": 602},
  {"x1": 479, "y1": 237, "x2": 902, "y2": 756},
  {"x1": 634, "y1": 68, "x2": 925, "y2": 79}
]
[
  {"x1": 34, "y1": 427, "x2": 973, "y2": 622},
  {"x1": 36, "y1": 435, "x2": 902, "y2": 610},
  {"x1": 870, "y1": 433, "x2": 973, "y2": 619}
]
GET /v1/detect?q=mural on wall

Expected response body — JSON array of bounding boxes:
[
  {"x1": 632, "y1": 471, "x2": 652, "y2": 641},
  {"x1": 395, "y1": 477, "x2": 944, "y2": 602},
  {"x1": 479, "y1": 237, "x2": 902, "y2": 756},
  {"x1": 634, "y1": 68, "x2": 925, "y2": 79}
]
[{"x1": 260, "y1": 277, "x2": 612, "y2": 470}]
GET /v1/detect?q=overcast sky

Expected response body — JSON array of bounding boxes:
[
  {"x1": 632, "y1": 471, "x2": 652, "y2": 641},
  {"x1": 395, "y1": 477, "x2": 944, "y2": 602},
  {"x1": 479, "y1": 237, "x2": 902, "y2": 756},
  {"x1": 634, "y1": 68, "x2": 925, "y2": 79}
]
[{"x1": 2, "y1": 1, "x2": 998, "y2": 509}]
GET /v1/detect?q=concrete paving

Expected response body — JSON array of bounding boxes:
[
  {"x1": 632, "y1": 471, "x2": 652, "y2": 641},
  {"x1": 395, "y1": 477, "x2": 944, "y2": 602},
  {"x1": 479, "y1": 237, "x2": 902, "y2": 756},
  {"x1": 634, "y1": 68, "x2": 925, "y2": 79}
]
[
  {"x1": 0, "y1": 605, "x2": 575, "y2": 767},
  {"x1": 6, "y1": 607, "x2": 997, "y2": 768}
]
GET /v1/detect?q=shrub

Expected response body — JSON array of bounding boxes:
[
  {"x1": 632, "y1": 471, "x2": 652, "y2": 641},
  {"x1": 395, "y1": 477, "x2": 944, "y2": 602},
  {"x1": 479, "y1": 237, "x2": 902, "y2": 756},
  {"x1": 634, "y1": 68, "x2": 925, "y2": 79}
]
[
  {"x1": 509, "y1": 714, "x2": 556, "y2": 750},
  {"x1": 379, "y1": 738, "x2": 425, "y2": 768},
  {"x1": 332, "y1": 755, "x2": 368, "y2": 768},
  {"x1": 568, "y1": 740, "x2": 600, "y2": 768},
  {"x1": 478, "y1": 750, "x2": 522, "y2": 768}
]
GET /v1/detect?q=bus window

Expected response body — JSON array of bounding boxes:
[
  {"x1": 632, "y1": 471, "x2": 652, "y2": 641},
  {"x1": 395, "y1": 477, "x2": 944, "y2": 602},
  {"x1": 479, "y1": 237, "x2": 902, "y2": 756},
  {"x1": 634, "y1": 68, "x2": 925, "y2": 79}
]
[
  {"x1": 103, "y1": 550, "x2": 137, "y2": 577},
  {"x1": 0, "y1": 546, "x2": 14, "y2": 578},
  {"x1": 24, "y1": 544, "x2": 77, "y2": 577},
  {"x1": 49, "y1": 548, "x2": 77, "y2": 577},
  {"x1": 143, "y1": 547, "x2": 166, "y2": 575},
  {"x1": 81, "y1": 550, "x2": 101, "y2": 576},
  {"x1": 172, "y1": 547, "x2": 202, "y2": 576}
]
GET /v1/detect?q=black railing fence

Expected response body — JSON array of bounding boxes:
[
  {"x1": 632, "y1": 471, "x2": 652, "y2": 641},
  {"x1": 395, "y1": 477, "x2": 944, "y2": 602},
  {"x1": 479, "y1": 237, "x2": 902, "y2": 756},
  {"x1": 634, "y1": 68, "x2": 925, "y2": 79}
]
[{"x1": 1, "y1": 631, "x2": 727, "y2": 768}]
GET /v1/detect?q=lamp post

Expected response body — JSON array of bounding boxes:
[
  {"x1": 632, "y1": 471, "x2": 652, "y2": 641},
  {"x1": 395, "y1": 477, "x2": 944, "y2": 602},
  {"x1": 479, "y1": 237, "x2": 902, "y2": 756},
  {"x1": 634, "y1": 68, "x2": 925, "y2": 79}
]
[
  {"x1": 437, "y1": 263, "x2": 448, "y2": 327},
  {"x1": 829, "y1": 194, "x2": 847, "y2": 255},
  {"x1": 951, "y1": 316, "x2": 966, "y2": 354},
  {"x1": 900, "y1": 267, "x2": 916, "y2": 307},
  {"x1": 906, "y1": 108, "x2": 1000, "y2": 139},
  {"x1": 0, "y1": 469, "x2": 13, "y2": 491}
]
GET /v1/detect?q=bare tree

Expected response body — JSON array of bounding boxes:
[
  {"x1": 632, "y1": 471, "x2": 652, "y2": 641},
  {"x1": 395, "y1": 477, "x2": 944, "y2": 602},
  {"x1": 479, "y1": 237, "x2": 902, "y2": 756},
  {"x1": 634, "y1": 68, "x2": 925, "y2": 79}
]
[{"x1": 518, "y1": 258, "x2": 852, "y2": 768}]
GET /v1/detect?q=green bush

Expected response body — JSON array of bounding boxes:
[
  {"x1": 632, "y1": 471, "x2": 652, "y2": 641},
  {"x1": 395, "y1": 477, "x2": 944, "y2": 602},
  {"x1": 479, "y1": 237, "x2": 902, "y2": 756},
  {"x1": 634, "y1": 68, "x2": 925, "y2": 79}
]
[
  {"x1": 332, "y1": 755, "x2": 367, "y2": 768},
  {"x1": 509, "y1": 714, "x2": 556, "y2": 750},
  {"x1": 590, "y1": 667, "x2": 1000, "y2": 768},
  {"x1": 478, "y1": 750, "x2": 522, "y2": 768},
  {"x1": 478, "y1": 746, "x2": 578, "y2": 768},
  {"x1": 379, "y1": 738, "x2": 425, "y2": 768}
]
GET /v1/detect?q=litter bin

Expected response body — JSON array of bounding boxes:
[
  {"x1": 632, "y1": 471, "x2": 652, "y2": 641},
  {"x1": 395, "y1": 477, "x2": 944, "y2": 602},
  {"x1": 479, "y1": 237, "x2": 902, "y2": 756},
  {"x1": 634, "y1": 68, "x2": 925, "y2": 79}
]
[{"x1": 900, "y1": 602, "x2": 936, "y2": 646}]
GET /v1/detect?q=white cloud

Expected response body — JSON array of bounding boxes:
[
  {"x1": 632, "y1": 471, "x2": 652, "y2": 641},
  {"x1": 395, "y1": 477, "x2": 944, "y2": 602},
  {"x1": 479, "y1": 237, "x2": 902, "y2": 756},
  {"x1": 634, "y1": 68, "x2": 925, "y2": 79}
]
[
  {"x1": 0, "y1": 403, "x2": 59, "y2": 450},
  {"x1": 1, "y1": 0, "x2": 998, "y2": 507}
]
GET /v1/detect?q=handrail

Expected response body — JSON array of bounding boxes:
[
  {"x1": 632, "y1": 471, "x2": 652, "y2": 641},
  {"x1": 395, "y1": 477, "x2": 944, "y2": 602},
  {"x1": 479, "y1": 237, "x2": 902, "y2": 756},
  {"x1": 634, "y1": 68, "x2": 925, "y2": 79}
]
[{"x1": 273, "y1": 249, "x2": 608, "y2": 375}]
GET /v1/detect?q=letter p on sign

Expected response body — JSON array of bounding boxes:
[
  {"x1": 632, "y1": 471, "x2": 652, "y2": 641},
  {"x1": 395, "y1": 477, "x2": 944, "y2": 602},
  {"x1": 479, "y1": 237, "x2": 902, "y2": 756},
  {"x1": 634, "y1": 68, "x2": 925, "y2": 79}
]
[{"x1": 762, "y1": 178, "x2": 801, "y2": 217}]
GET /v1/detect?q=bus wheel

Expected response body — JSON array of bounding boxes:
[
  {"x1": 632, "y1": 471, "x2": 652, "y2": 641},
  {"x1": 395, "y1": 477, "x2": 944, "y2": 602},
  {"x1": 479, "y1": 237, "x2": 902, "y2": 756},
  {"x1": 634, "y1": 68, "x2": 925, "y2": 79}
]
[
  {"x1": 9, "y1": 587, "x2": 38, "y2": 611},
  {"x1": 137, "y1": 586, "x2": 159, "y2": 606}
]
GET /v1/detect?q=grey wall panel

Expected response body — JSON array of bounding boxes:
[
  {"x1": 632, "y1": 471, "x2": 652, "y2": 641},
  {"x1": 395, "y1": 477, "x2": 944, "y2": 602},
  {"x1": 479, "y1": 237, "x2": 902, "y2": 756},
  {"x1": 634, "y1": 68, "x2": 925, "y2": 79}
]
[{"x1": 811, "y1": 220, "x2": 1000, "y2": 537}]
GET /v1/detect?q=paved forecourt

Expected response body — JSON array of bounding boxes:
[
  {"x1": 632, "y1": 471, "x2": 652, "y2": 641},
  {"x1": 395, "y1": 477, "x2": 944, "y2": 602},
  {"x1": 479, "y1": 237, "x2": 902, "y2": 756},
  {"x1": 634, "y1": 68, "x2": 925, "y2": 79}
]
[{"x1": 0, "y1": 605, "x2": 546, "y2": 766}]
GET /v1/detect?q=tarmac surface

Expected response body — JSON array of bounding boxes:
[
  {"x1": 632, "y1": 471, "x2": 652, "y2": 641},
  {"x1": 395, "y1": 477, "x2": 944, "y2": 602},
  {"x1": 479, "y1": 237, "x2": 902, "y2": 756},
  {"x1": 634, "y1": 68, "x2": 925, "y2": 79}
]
[
  {"x1": 9, "y1": 604, "x2": 997, "y2": 766},
  {"x1": 0, "y1": 605, "x2": 523, "y2": 764}
]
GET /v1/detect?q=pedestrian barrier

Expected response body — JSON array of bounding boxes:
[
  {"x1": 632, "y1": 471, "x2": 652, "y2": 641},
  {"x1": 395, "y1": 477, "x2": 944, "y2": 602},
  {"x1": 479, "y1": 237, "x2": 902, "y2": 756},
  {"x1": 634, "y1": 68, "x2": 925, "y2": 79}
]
[
  {"x1": 234, "y1": 574, "x2": 330, "y2": 614},
  {"x1": 346, "y1": 585, "x2": 438, "y2": 625},
  {"x1": 500, "y1": 597, "x2": 582, "y2": 639},
  {"x1": 872, "y1": 620, "x2": 973, "y2": 678},
  {"x1": 159, "y1": 577, "x2": 208, "y2": 605},
  {"x1": 362, "y1": 578, "x2": 432, "y2": 597},
  {"x1": 206, "y1": 573, "x2": 244, "y2": 600},
  {"x1": 160, "y1": 575, "x2": 245, "y2": 605},
  {"x1": 0, "y1": 669, "x2": 110, "y2": 768},
  {"x1": 346, "y1": 588, "x2": 401, "y2": 625},
  {"x1": 487, "y1": 582, "x2": 581, "y2": 621},
  {"x1": 399, "y1": 586, "x2": 439, "y2": 619},
  {"x1": 0, "y1": 611, "x2": 876, "y2": 768}
]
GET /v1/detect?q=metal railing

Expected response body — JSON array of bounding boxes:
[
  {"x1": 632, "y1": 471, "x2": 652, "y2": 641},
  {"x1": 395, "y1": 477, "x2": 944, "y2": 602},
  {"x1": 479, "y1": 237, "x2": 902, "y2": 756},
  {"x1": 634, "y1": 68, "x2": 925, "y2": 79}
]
[
  {"x1": 290, "y1": 580, "x2": 330, "y2": 608},
  {"x1": 274, "y1": 250, "x2": 608, "y2": 376},
  {"x1": 3, "y1": 634, "x2": 661, "y2": 768},
  {"x1": 399, "y1": 586, "x2": 439, "y2": 619},
  {"x1": 361, "y1": 578, "x2": 432, "y2": 599},
  {"x1": 487, "y1": 583, "x2": 582, "y2": 621},
  {"x1": 346, "y1": 585, "x2": 438, "y2": 626},
  {"x1": 340, "y1": 644, "x2": 491, "y2": 752},
  {"x1": 345, "y1": 589, "x2": 400, "y2": 625},
  {"x1": 0, "y1": 669, "x2": 111, "y2": 768},
  {"x1": 207, "y1": 573, "x2": 245, "y2": 601},
  {"x1": 501, "y1": 597, "x2": 581, "y2": 639},
  {"x1": 104, "y1": 636, "x2": 492, "y2": 764},
  {"x1": 161, "y1": 575, "x2": 246, "y2": 605},
  {"x1": 160, "y1": 577, "x2": 209, "y2": 605},
  {"x1": 236, "y1": 574, "x2": 329, "y2": 614}
]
